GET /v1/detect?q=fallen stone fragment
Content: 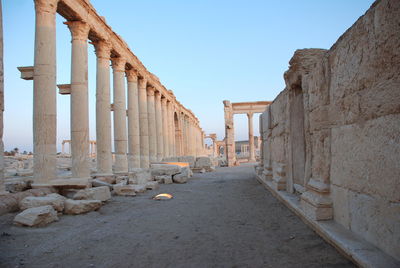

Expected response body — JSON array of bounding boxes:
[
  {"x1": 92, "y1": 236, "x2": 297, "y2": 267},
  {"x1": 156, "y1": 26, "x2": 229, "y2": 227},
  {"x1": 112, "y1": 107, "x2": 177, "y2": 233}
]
[
  {"x1": 16, "y1": 169, "x2": 34, "y2": 177},
  {"x1": 5, "y1": 179, "x2": 28, "y2": 193},
  {"x1": 49, "y1": 178, "x2": 91, "y2": 189},
  {"x1": 154, "y1": 175, "x2": 172, "y2": 184},
  {"x1": 150, "y1": 164, "x2": 181, "y2": 176},
  {"x1": 129, "y1": 168, "x2": 152, "y2": 185},
  {"x1": 113, "y1": 185, "x2": 137, "y2": 196},
  {"x1": 19, "y1": 193, "x2": 66, "y2": 212},
  {"x1": 93, "y1": 175, "x2": 115, "y2": 184},
  {"x1": 64, "y1": 199, "x2": 102, "y2": 215},
  {"x1": 73, "y1": 186, "x2": 111, "y2": 202},
  {"x1": 115, "y1": 176, "x2": 129, "y2": 185},
  {"x1": 145, "y1": 181, "x2": 159, "y2": 190},
  {"x1": 92, "y1": 179, "x2": 113, "y2": 190},
  {"x1": 195, "y1": 157, "x2": 212, "y2": 169},
  {"x1": 14, "y1": 205, "x2": 58, "y2": 227},
  {"x1": 178, "y1": 156, "x2": 196, "y2": 168},
  {"x1": 131, "y1": 184, "x2": 147, "y2": 193},
  {"x1": 173, "y1": 173, "x2": 188, "y2": 184},
  {"x1": 180, "y1": 166, "x2": 193, "y2": 178}
]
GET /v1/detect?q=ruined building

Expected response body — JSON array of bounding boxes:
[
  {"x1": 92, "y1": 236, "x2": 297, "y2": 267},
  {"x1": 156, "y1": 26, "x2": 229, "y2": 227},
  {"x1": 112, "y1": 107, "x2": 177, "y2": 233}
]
[{"x1": 257, "y1": 0, "x2": 399, "y2": 264}]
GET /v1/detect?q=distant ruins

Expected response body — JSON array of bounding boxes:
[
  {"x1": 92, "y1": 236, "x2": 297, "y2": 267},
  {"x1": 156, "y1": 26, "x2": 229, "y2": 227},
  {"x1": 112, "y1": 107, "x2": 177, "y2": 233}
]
[{"x1": 256, "y1": 0, "x2": 399, "y2": 263}]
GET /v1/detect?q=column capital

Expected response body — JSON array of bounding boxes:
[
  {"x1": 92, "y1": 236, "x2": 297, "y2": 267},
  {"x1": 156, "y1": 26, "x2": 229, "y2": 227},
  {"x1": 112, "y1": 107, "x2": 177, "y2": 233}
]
[
  {"x1": 93, "y1": 40, "x2": 112, "y2": 59},
  {"x1": 126, "y1": 69, "x2": 138, "y2": 82},
  {"x1": 146, "y1": 86, "x2": 155, "y2": 96},
  {"x1": 64, "y1": 21, "x2": 90, "y2": 42},
  {"x1": 247, "y1": 112, "x2": 254, "y2": 118},
  {"x1": 155, "y1": 90, "x2": 161, "y2": 100},
  {"x1": 161, "y1": 96, "x2": 167, "y2": 105},
  {"x1": 138, "y1": 77, "x2": 147, "y2": 89},
  {"x1": 34, "y1": 0, "x2": 58, "y2": 14},
  {"x1": 111, "y1": 57, "x2": 126, "y2": 72}
]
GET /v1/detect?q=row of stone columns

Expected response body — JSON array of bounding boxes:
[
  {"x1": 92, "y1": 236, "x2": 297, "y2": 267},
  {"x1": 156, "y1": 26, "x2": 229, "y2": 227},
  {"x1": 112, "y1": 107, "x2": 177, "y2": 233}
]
[{"x1": 21, "y1": 0, "x2": 204, "y2": 186}]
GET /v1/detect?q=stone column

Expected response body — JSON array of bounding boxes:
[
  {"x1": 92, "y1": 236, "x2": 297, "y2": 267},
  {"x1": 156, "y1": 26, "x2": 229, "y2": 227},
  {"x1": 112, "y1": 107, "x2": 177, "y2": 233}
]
[
  {"x1": 94, "y1": 40, "x2": 113, "y2": 176},
  {"x1": 0, "y1": 1, "x2": 6, "y2": 195},
  {"x1": 167, "y1": 102, "x2": 175, "y2": 156},
  {"x1": 66, "y1": 21, "x2": 90, "y2": 179},
  {"x1": 223, "y1": 100, "x2": 236, "y2": 167},
  {"x1": 161, "y1": 97, "x2": 169, "y2": 158},
  {"x1": 138, "y1": 77, "x2": 149, "y2": 168},
  {"x1": 247, "y1": 112, "x2": 256, "y2": 162},
  {"x1": 147, "y1": 86, "x2": 157, "y2": 163},
  {"x1": 126, "y1": 69, "x2": 140, "y2": 170},
  {"x1": 32, "y1": 0, "x2": 58, "y2": 186},
  {"x1": 111, "y1": 57, "x2": 128, "y2": 174},
  {"x1": 155, "y1": 91, "x2": 163, "y2": 161}
]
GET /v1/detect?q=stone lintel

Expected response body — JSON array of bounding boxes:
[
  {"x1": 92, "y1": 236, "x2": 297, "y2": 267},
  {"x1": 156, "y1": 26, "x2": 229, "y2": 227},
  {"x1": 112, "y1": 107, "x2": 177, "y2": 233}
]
[
  {"x1": 57, "y1": 84, "x2": 71, "y2": 95},
  {"x1": 17, "y1": 66, "x2": 34, "y2": 80}
]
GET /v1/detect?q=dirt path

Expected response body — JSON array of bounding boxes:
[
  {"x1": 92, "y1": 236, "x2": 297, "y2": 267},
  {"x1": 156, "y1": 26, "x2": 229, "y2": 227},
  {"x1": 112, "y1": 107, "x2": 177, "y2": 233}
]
[{"x1": 0, "y1": 165, "x2": 354, "y2": 268}]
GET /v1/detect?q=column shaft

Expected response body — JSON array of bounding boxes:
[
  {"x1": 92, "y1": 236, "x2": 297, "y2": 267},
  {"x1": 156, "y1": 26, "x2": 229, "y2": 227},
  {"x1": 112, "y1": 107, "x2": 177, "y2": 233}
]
[
  {"x1": 32, "y1": 0, "x2": 58, "y2": 185},
  {"x1": 167, "y1": 102, "x2": 174, "y2": 156},
  {"x1": 147, "y1": 87, "x2": 157, "y2": 163},
  {"x1": 94, "y1": 41, "x2": 113, "y2": 175},
  {"x1": 112, "y1": 58, "x2": 128, "y2": 174},
  {"x1": 126, "y1": 70, "x2": 140, "y2": 170},
  {"x1": 138, "y1": 78, "x2": 149, "y2": 168},
  {"x1": 155, "y1": 91, "x2": 163, "y2": 161},
  {"x1": 66, "y1": 21, "x2": 90, "y2": 179},
  {"x1": 248, "y1": 112, "x2": 255, "y2": 161},
  {"x1": 161, "y1": 97, "x2": 169, "y2": 158}
]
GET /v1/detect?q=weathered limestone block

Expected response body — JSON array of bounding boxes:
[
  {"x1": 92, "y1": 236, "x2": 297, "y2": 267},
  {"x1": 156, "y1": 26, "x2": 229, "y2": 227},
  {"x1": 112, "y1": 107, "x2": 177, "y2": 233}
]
[
  {"x1": 194, "y1": 157, "x2": 212, "y2": 169},
  {"x1": 162, "y1": 157, "x2": 179, "y2": 162},
  {"x1": 271, "y1": 162, "x2": 286, "y2": 191},
  {"x1": 150, "y1": 164, "x2": 181, "y2": 176},
  {"x1": 181, "y1": 166, "x2": 193, "y2": 178},
  {"x1": 113, "y1": 185, "x2": 137, "y2": 196},
  {"x1": 129, "y1": 168, "x2": 152, "y2": 185},
  {"x1": 19, "y1": 193, "x2": 66, "y2": 212},
  {"x1": 16, "y1": 169, "x2": 34, "y2": 177},
  {"x1": 64, "y1": 199, "x2": 102, "y2": 215},
  {"x1": 115, "y1": 176, "x2": 128, "y2": 185},
  {"x1": 173, "y1": 173, "x2": 188, "y2": 184},
  {"x1": 5, "y1": 179, "x2": 29, "y2": 193},
  {"x1": 131, "y1": 184, "x2": 147, "y2": 193},
  {"x1": 73, "y1": 186, "x2": 111, "y2": 202},
  {"x1": 49, "y1": 178, "x2": 91, "y2": 189},
  {"x1": 178, "y1": 156, "x2": 196, "y2": 168},
  {"x1": 145, "y1": 181, "x2": 159, "y2": 190},
  {"x1": 14, "y1": 205, "x2": 58, "y2": 227},
  {"x1": 93, "y1": 175, "x2": 115, "y2": 184},
  {"x1": 92, "y1": 179, "x2": 113, "y2": 189},
  {"x1": 154, "y1": 175, "x2": 173, "y2": 184}
]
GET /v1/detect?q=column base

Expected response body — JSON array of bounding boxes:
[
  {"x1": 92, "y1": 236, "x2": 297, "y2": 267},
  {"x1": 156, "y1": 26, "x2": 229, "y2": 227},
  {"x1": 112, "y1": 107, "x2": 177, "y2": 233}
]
[
  {"x1": 300, "y1": 178, "x2": 333, "y2": 221},
  {"x1": 271, "y1": 162, "x2": 286, "y2": 191},
  {"x1": 262, "y1": 167, "x2": 273, "y2": 182},
  {"x1": 47, "y1": 177, "x2": 92, "y2": 189},
  {"x1": 92, "y1": 173, "x2": 116, "y2": 184}
]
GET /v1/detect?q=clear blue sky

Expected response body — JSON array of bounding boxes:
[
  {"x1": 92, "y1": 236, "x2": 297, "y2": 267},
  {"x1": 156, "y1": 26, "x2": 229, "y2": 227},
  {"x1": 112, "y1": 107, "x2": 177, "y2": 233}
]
[{"x1": 3, "y1": 0, "x2": 374, "y2": 152}]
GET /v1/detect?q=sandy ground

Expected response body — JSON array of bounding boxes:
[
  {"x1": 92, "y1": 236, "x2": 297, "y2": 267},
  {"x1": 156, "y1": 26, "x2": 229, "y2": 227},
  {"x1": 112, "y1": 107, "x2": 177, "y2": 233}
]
[{"x1": 0, "y1": 164, "x2": 354, "y2": 268}]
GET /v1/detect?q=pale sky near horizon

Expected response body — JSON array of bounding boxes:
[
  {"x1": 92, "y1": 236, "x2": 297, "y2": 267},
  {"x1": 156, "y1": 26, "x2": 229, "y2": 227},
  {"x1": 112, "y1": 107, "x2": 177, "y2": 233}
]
[{"x1": 3, "y1": 0, "x2": 374, "y2": 152}]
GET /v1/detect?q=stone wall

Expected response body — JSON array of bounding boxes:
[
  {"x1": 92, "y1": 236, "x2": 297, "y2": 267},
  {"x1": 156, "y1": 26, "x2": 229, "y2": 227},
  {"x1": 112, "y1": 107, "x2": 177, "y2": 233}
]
[{"x1": 260, "y1": 0, "x2": 400, "y2": 260}]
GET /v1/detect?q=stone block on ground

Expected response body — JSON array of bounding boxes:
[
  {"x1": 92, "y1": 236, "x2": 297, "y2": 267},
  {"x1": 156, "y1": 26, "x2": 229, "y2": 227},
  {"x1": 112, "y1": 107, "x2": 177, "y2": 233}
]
[
  {"x1": 180, "y1": 166, "x2": 193, "y2": 178},
  {"x1": 113, "y1": 185, "x2": 137, "y2": 196},
  {"x1": 14, "y1": 205, "x2": 58, "y2": 227},
  {"x1": 93, "y1": 175, "x2": 115, "y2": 184},
  {"x1": 178, "y1": 156, "x2": 196, "y2": 168},
  {"x1": 192, "y1": 168, "x2": 206, "y2": 173},
  {"x1": 115, "y1": 176, "x2": 128, "y2": 185},
  {"x1": 145, "y1": 181, "x2": 159, "y2": 190},
  {"x1": 150, "y1": 164, "x2": 181, "y2": 176},
  {"x1": 195, "y1": 157, "x2": 213, "y2": 170},
  {"x1": 173, "y1": 173, "x2": 188, "y2": 184},
  {"x1": 19, "y1": 193, "x2": 66, "y2": 212},
  {"x1": 162, "y1": 157, "x2": 179, "y2": 162},
  {"x1": 92, "y1": 179, "x2": 113, "y2": 189},
  {"x1": 73, "y1": 186, "x2": 111, "y2": 202},
  {"x1": 129, "y1": 168, "x2": 152, "y2": 185},
  {"x1": 49, "y1": 178, "x2": 91, "y2": 189},
  {"x1": 64, "y1": 199, "x2": 102, "y2": 215},
  {"x1": 154, "y1": 175, "x2": 173, "y2": 184},
  {"x1": 5, "y1": 179, "x2": 29, "y2": 193}
]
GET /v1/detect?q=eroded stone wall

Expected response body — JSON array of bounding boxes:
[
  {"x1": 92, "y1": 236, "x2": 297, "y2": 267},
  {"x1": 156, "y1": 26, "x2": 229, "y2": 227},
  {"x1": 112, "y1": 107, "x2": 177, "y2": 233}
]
[{"x1": 260, "y1": 0, "x2": 400, "y2": 260}]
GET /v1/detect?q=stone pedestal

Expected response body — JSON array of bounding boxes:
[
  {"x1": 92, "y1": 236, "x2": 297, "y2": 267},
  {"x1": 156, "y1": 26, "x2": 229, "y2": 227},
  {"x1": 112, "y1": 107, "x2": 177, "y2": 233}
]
[
  {"x1": 301, "y1": 178, "x2": 333, "y2": 220},
  {"x1": 32, "y1": 0, "x2": 59, "y2": 186},
  {"x1": 111, "y1": 57, "x2": 128, "y2": 174},
  {"x1": 66, "y1": 20, "x2": 90, "y2": 180},
  {"x1": 271, "y1": 162, "x2": 286, "y2": 191},
  {"x1": 94, "y1": 41, "x2": 113, "y2": 176},
  {"x1": 138, "y1": 78, "x2": 149, "y2": 168},
  {"x1": 126, "y1": 69, "x2": 140, "y2": 170}
]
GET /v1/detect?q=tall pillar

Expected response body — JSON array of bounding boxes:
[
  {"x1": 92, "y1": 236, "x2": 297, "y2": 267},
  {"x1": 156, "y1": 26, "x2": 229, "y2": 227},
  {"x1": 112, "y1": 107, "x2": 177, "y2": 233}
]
[
  {"x1": 94, "y1": 40, "x2": 113, "y2": 176},
  {"x1": 66, "y1": 21, "x2": 90, "y2": 179},
  {"x1": 138, "y1": 77, "x2": 149, "y2": 168},
  {"x1": 147, "y1": 86, "x2": 157, "y2": 163},
  {"x1": 155, "y1": 91, "x2": 163, "y2": 161},
  {"x1": 111, "y1": 57, "x2": 128, "y2": 174},
  {"x1": 168, "y1": 102, "x2": 175, "y2": 156},
  {"x1": 223, "y1": 100, "x2": 236, "y2": 167},
  {"x1": 0, "y1": 1, "x2": 6, "y2": 195},
  {"x1": 32, "y1": 0, "x2": 58, "y2": 186},
  {"x1": 161, "y1": 97, "x2": 169, "y2": 158},
  {"x1": 247, "y1": 112, "x2": 256, "y2": 162},
  {"x1": 126, "y1": 69, "x2": 140, "y2": 170}
]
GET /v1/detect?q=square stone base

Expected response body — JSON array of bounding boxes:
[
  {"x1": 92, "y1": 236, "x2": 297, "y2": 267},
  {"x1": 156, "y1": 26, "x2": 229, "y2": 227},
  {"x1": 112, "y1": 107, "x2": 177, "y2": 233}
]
[{"x1": 301, "y1": 199, "x2": 333, "y2": 221}]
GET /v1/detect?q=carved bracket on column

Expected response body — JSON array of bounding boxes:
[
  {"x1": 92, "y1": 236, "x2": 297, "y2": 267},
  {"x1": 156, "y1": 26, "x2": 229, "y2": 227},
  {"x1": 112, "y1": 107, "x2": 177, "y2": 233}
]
[
  {"x1": 17, "y1": 66, "x2": 34, "y2": 80},
  {"x1": 57, "y1": 84, "x2": 71, "y2": 95}
]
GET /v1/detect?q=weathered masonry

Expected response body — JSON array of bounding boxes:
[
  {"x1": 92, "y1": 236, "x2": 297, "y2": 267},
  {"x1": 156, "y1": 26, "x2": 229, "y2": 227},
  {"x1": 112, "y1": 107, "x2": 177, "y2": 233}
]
[
  {"x1": 223, "y1": 101, "x2": 271, "y2": 167},
  {"x1": 12, "y1": 0, "x2": 205, "y2": 188},
  {"x1": 257, "y1": 0, "x2": 399, "y2": 265}
]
